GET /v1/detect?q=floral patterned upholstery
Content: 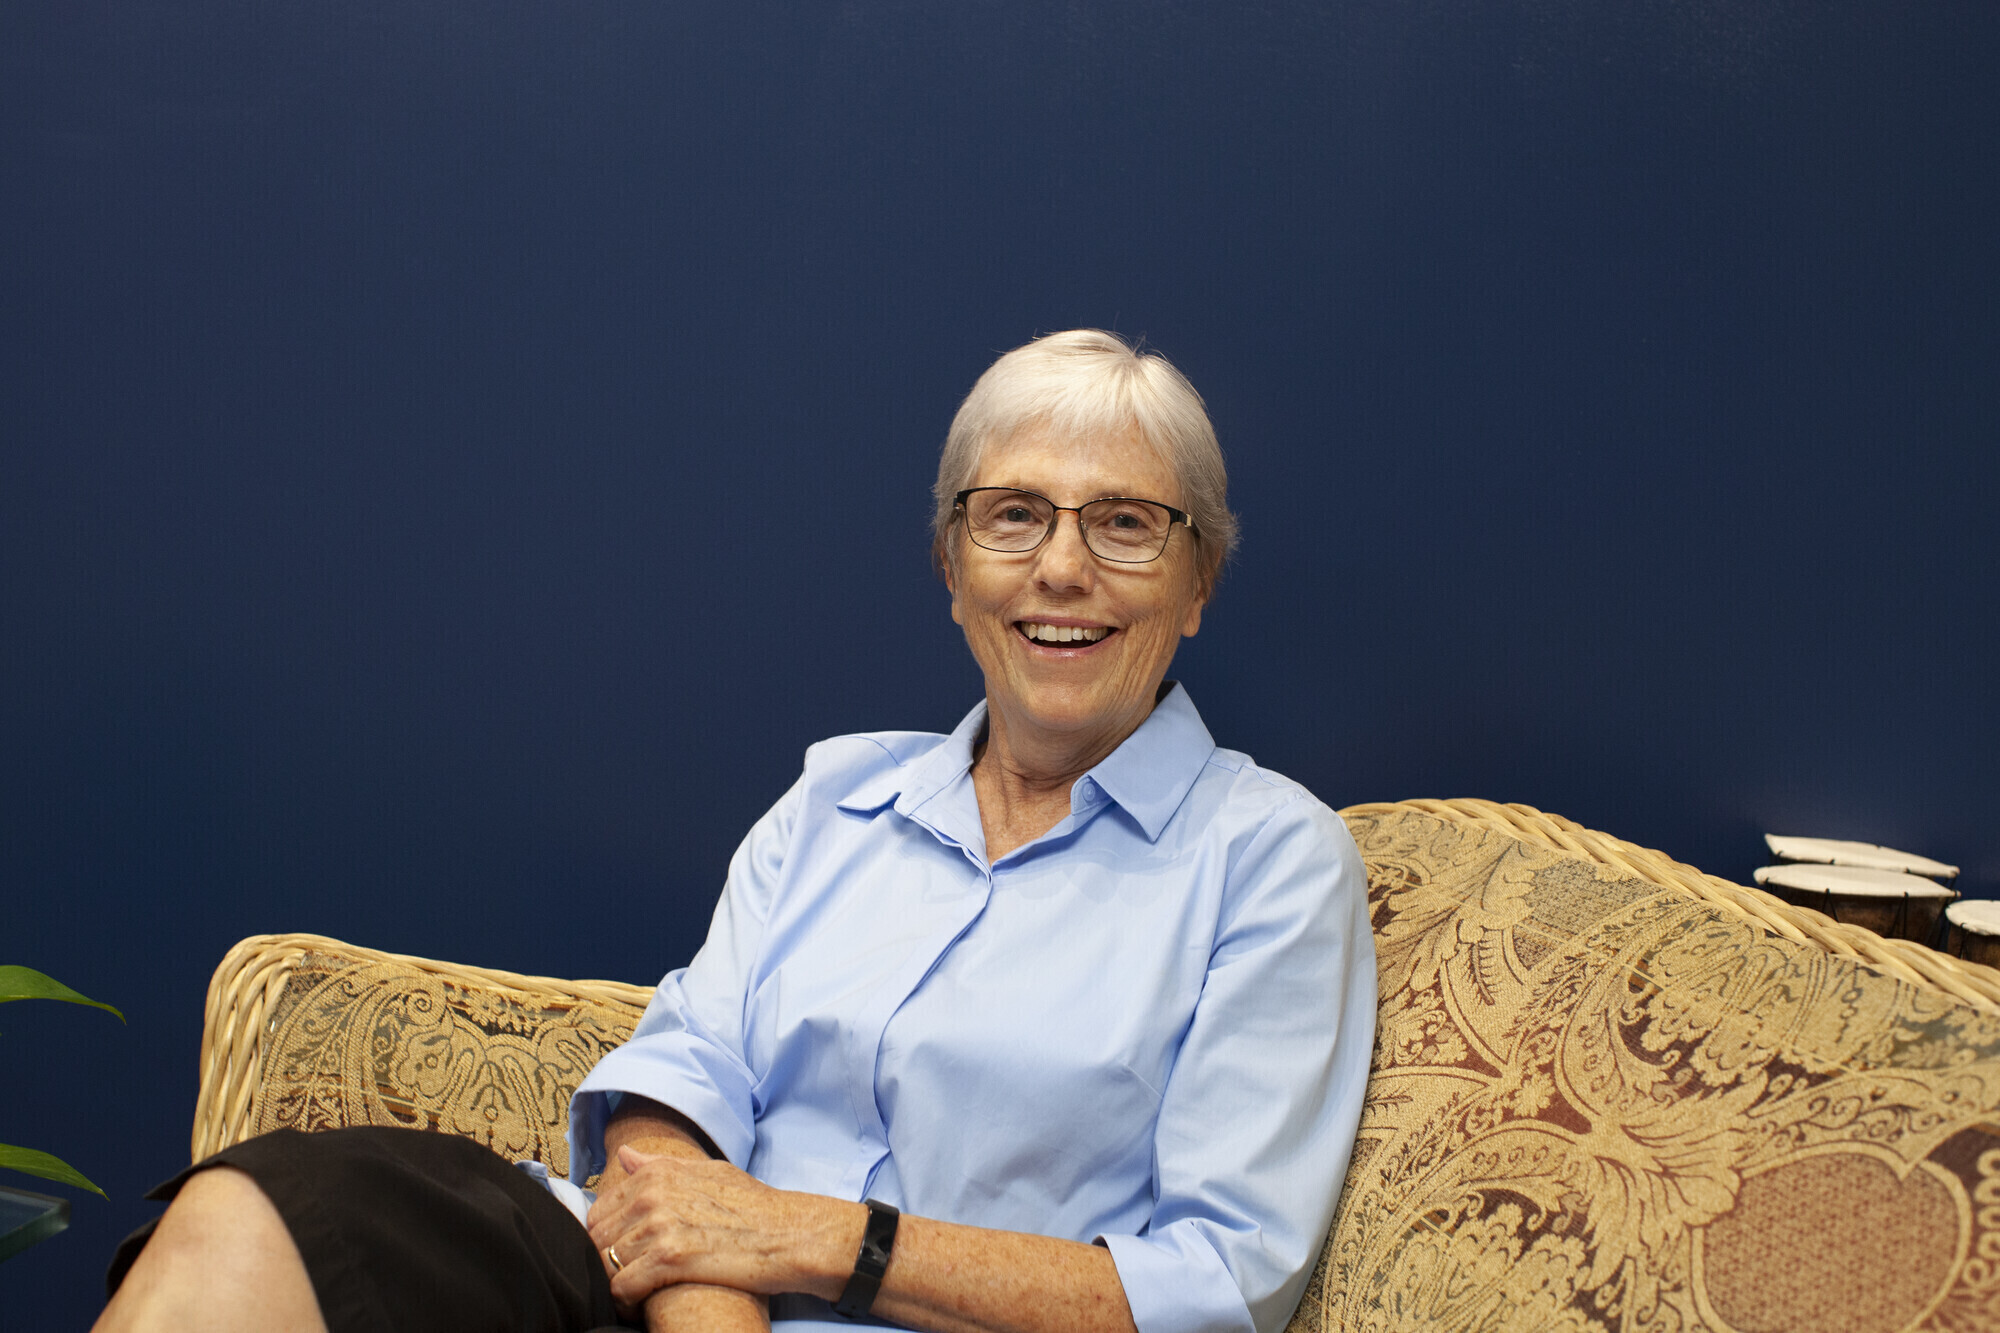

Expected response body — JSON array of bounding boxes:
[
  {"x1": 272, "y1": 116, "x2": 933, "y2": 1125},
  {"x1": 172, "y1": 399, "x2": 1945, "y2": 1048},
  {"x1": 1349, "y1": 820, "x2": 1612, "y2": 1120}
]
[
  {"x1": 231, "y1": 954, "x2": 640, "y2": 1178},
  {"x1": 1288, "y1": 805, "x2": 2000, "y2": 1333},
  {"x1": 194, "y1": 800, "x2": 2000, "y2": 1333}
]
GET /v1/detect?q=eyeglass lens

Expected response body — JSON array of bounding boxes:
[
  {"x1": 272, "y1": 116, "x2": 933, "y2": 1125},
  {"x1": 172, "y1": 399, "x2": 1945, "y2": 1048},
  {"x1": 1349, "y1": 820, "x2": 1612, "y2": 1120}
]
[{"x1": 962, "y1": 490, "x2": 1175, "y2": 562}]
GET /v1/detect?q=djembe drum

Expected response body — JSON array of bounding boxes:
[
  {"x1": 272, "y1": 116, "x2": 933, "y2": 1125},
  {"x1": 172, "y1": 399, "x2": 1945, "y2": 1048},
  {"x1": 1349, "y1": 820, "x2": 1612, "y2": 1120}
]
[
  {"x1": 1945, "y1": 899, "x2": 2000, "y2": 970},
  {"x1": 1753, "y1": 862, "x2": 1958, "y2": 943}
]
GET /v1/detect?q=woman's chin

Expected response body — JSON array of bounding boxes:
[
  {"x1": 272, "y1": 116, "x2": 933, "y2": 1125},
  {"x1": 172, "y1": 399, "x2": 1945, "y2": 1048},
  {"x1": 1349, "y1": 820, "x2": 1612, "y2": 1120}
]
[{"x1": 1000, "y1": 689, "x2": 1148, "y2": 746}]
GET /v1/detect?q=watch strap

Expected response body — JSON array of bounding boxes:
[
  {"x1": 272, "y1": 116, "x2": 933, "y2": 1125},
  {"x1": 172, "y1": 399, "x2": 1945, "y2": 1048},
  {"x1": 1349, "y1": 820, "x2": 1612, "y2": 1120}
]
[{"x1": 832, "y1": 1198, "x2": 900, "y2": 1318}]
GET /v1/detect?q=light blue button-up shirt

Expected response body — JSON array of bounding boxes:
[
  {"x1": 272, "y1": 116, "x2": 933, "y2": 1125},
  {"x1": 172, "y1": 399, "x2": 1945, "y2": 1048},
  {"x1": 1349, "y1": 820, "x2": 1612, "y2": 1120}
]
[{"x1": 555, "y1": 685, "x2": 1375, "y2": 1333}]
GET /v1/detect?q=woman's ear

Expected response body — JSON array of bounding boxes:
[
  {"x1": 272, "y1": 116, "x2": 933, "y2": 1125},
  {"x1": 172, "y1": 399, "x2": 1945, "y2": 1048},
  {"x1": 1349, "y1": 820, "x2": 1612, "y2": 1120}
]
[
  {"x1": 1180, "y1": 556, "x2": 1211, "y2": 637},
  {"x1": 936, "y1": 536, "x2": 968, "y2": 624},
  {"x1": 1179, "y1": 595, "x2": 1204, "y2": 638},
  {"x1": 942, "y1": 549, "x2": 964, "y2": 625}
]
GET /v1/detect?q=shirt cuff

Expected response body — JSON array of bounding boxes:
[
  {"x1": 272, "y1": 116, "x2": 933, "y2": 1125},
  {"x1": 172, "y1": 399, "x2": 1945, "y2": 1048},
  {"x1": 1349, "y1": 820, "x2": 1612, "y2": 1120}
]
[
  {"x1": 568, "y1": 1035, "x2": 758, "y2": 1181},
  {"x1": 514, "y1": 1160, "x2": 595, "y2": 1227},
  {"x1": 1101, "y1": 1226, "x2": 1257, "y2": 1333}
]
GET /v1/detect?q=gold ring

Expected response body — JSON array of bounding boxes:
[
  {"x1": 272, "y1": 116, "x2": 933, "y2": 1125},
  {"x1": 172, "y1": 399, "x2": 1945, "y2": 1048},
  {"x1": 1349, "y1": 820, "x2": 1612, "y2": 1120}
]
[{"x1": 605, "y1": 1245, "x2": 625, "y2": 1275}]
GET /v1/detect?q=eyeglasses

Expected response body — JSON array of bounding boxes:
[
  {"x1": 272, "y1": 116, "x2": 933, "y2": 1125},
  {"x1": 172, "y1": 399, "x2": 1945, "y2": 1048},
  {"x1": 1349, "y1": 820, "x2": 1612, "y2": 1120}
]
[{"x1": 953, "y1": 487, "x2": 1195, "y2": 564}]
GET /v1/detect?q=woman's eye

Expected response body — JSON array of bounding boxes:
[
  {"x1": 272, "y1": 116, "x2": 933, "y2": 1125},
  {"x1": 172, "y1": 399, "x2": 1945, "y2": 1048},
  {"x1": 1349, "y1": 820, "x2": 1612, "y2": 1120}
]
[
  {"x1": 1110, "y1": 512, "x2": 1141, "y2": 529},
  {"x1": 1002, "y1": 507, "x2": 1035, "y2": 523}
]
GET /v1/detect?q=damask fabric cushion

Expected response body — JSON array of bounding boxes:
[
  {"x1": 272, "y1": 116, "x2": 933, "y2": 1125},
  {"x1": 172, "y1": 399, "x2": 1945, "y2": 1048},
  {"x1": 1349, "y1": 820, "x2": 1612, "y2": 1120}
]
[
  {"x1": 237, "y1": 950, "x2": 648, "y2": 1181},
  {"x1": 1291, "y1": 806, "x2": 2000, "y2": 1333}
]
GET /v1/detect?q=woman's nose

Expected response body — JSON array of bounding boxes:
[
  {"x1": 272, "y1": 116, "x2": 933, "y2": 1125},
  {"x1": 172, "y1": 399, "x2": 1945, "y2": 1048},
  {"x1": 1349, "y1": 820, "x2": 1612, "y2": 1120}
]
[{"x1": 1034, "y1": 512, "x2": 1097, "y2": 590}]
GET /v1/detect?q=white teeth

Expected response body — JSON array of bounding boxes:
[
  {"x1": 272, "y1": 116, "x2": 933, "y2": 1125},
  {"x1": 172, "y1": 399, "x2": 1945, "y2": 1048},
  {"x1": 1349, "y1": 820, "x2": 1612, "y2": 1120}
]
[{"x1": 1023, "y1": 622, "x2": 1109, "y2": 644}]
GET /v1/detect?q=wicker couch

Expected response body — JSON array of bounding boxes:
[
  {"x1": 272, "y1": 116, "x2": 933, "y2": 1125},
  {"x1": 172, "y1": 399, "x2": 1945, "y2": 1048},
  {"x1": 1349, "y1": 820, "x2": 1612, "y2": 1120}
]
[{"x1": 191, "y1": 799, "x2": 2000, "y2": 1333}]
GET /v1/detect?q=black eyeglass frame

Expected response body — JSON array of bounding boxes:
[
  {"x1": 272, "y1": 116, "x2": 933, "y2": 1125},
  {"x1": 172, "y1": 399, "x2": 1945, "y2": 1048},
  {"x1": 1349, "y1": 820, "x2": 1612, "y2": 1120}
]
[{"x1": 951, "y1": 487, "x2": 1197, "y2": 564}]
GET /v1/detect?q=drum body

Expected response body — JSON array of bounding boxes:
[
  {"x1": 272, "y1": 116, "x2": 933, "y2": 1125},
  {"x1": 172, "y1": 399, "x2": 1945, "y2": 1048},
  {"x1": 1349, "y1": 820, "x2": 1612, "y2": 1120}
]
[
  {"x1": 1946, "y1": 901, "x2": 2000, "y2": 970},
  {"x1": 1762, "y1": 883, "x2": 1951, "y2": 943},
  {"x1": 1755, "y1": 864, "x2": 1957, "y2": 945},
  {"x1": 1956, "y1": 929, "x2": 2000, "y2": 971}
]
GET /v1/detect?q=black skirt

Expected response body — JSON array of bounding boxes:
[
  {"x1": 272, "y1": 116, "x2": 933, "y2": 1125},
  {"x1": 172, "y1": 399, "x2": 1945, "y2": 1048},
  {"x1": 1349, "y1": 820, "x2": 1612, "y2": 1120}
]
[{"x1": 107, "y1": 1126, "x2": 634, "y2": 1333}]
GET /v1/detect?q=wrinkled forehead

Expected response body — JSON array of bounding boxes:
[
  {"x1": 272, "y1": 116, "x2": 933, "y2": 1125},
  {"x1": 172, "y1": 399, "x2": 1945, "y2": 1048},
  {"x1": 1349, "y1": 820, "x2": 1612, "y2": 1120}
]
[{"x1": 969, "y1": 420, "x2": 1182, "y2": 505}]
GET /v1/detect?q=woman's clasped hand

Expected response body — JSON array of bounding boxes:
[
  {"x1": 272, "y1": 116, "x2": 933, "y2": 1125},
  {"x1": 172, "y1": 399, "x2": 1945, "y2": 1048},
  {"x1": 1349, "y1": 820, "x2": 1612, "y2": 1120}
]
[{"x1": 588, "y1": 1144, "x2": 862, "y2": 1310}]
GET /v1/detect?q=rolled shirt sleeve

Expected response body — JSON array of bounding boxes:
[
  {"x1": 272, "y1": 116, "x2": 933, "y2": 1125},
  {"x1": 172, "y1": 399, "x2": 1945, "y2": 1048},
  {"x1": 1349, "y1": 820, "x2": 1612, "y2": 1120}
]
[
  {"x1": 1102, "y1": 796, "x2": 1377, "y2": 1333},
  {"x1": 566, "y1": 772, "x2": 803, "y2": 1179}
]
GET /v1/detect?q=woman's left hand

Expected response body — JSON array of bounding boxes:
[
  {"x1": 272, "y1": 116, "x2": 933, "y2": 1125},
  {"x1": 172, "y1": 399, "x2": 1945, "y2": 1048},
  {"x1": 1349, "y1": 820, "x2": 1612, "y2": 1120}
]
[{"x1": 586, "y1": 1146, "x2": 863, "y2": 1307}]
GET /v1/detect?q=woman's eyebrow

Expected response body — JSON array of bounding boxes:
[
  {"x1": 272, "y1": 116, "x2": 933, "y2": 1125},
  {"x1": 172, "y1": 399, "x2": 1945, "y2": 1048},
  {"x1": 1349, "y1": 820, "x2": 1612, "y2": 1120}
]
[{"x1": 990, "y1": 483, "x2": 1150, "y2": 501}]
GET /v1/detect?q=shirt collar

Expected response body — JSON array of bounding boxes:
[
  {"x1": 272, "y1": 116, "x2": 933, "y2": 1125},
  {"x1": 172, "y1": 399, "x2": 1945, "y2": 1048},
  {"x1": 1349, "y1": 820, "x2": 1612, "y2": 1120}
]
[
  {"x1": 836, "y1": 683, "x2": 1215, "y2": 844},
  {"x1": 833, "y1": 703, "x2": 985, "y2": 817},
  {"x1": 1077, "y1": 682, "x2": 1215, "y2": 841}
]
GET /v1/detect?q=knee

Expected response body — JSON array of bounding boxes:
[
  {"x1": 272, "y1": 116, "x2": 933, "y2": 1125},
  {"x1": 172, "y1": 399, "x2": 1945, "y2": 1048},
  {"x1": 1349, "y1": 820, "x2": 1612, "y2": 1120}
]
[
  {"x1": 96, "y1": 1165, "x2": 324, "y2": 1333},
  {"x1": 151, "y1": 1166, "x2": 293, "y2": 1262}
]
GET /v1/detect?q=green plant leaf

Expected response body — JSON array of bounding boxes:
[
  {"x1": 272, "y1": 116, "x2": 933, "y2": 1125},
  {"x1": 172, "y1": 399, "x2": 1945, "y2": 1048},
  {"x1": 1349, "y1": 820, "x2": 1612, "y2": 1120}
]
[
  {"x1": 0, "y1": 1144, "x2": 106, "y2": 1197},
  {"x1": 0, "y1": 966, "x2": 124, "y2": 1022}
]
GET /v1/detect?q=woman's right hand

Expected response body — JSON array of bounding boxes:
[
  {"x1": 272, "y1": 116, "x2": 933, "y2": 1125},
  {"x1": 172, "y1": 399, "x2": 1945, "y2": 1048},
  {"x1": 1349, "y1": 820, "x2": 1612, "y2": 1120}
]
[
  {"x1": 598, "y1": 1098, "x2": 771, "y2": 1332},
  {"x1": 590, "y1": 1144, "x2": 863, "y2": 1307}
]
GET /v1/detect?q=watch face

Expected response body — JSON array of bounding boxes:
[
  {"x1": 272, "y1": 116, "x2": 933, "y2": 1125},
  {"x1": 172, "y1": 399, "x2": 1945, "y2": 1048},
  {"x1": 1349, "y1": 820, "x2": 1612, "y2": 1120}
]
[{"x1": 860, "y1": 1198, "x2": 899, "y2": 1274}]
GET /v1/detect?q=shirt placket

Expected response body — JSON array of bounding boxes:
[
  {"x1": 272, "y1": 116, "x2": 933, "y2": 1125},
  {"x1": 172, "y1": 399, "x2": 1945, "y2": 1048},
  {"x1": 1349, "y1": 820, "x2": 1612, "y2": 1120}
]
[{"x1": 834, "y1": 794, "x2": 994, "y2": 1199}]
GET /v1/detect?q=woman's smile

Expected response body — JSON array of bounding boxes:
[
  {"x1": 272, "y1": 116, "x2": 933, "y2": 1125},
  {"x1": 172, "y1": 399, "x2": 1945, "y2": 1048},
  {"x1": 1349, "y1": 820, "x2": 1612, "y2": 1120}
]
[{"x1": 1015, "y1": 620, "x2": 1116, "y2": 650}]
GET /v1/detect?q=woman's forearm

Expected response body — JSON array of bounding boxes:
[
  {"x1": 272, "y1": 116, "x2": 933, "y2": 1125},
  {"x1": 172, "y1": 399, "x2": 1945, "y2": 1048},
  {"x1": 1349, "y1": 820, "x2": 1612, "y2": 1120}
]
[
  {"x1": 602, "y1": 1100, "x2": 770, "y2": 1333},
  {"x1": 593, "y1": 1130, "x2": 1138, "y2": 1333},
  {"x1": 855, "y1": 1213, "x2": 1138, "y2": 1333},
  {"x1": 736, "y1": 1190, "x2": 1136, "y2": 1333},
  {"x1": 641, "y1": 1283, "x2": 767, "y2": 1333}
]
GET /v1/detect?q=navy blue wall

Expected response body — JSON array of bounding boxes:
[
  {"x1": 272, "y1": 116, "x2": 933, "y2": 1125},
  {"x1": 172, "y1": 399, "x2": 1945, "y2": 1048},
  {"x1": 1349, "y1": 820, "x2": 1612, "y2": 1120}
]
[{"x1": 5, "y1": 0, "x2": 1996, "y2": 1321}]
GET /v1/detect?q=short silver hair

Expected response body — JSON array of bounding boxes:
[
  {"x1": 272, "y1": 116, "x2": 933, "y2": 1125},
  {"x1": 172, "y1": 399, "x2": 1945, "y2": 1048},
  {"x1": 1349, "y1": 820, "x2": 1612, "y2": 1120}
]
[{"x1": 930, "y1": 329, "x2": 1237, "y2": 596}]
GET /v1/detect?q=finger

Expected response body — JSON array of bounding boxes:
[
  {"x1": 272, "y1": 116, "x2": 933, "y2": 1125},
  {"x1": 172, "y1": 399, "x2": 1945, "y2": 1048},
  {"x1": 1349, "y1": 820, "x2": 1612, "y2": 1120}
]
[
  {"x1": 611, "y1": 1262, "x2": 656, "y2": 1308},
  {"x1": 585, "y1": 1157, "x2": 640, "y2": 1232},
  {"x1": 616, "y1": 1144, "x2": 661, "y2": 1173},
  {"x1": 587, "y1": 1191, "x2": 634, "y2": 1246},
  {"x1": 610, "y1": 1261, "x2": 649, "y2": 1307},
  {"x1": 601, "y1": 1235, "x2": 653, "y2": 1311},
  {"x1": 609, "y1": 1239, "x2": 685, "y2": 1306},
  {"x1": 587, "y1": 1200, "x2": 627, "y2": 1247},
  {"x1": 585, "y1": 1160, "x2": 675, "y2": 1245},
  {"x1": 588, "y1": 1160, "x2": 658, "y2": 1234}
]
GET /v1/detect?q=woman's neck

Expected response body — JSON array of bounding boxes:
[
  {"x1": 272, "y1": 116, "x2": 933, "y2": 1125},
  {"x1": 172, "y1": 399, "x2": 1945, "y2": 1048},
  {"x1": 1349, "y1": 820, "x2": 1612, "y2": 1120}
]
[{"x1": 969, "y1": 699, "x2": 1152, "y2": 864}]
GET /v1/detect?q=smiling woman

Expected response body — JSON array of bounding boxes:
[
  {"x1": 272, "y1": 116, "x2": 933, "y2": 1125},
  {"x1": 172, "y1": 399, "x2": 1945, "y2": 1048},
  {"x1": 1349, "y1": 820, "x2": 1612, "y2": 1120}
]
[
  {"x1": 94, "y1": 332, "x2": 1377, "y2": 1333},
  {"x1": 947, "y1": 451, "x2": 1207, "y2": 857},
  {"x1": 930, "y1": 332, "x2": 1238, "y2": 862}
]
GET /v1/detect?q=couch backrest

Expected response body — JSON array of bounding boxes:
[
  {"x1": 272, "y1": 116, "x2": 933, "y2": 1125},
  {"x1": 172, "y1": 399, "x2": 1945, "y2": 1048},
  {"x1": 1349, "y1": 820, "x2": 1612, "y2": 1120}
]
[
  {"x1": 193, "y1": 799, "x2": 2000, "y2": 1333},
  {"x1": 192, "y1": 936, "x2": 652, "y2": 1178},
  {"x1": 1300, "y1": 799, "x2": 2000, "y2": 1333}
]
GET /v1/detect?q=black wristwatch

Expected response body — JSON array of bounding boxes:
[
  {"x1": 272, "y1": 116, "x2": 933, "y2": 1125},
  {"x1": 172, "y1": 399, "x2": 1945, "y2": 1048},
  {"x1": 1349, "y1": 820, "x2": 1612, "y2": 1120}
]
[{"x1": 832, "y1": 1198, "x2": 901, "y2": 1318}]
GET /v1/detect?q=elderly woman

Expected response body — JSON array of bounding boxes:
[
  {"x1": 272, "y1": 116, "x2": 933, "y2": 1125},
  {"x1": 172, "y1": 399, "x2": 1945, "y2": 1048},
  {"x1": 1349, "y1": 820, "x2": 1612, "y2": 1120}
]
[{"x1": 97, "y1": 330, "x2": 1375, "y2": 1333}]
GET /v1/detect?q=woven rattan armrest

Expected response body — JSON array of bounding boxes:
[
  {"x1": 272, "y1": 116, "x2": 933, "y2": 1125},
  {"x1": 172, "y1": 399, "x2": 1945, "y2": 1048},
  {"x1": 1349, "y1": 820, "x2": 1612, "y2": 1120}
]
[{"x1": 191, "y1": 933, "x2": 653, "y2": 1163}]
